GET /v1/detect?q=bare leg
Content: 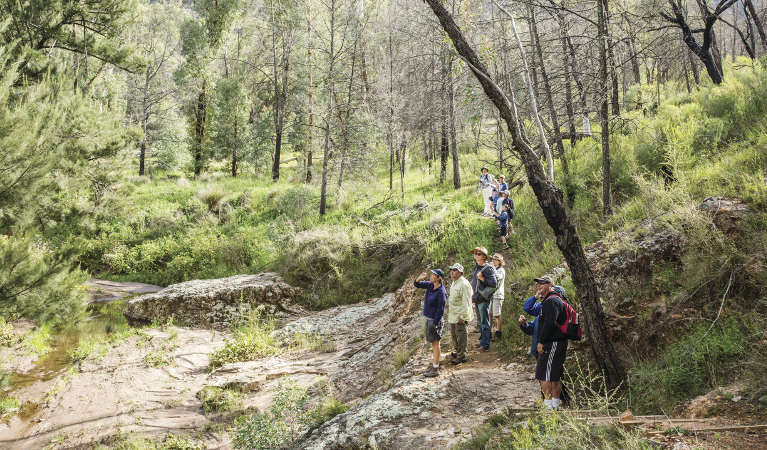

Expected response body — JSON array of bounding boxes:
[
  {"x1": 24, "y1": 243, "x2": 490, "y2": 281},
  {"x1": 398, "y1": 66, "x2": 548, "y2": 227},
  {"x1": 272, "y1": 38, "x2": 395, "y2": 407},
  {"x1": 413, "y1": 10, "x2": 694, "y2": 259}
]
[{"x1": 432, "y1": 340, "x2": 440, "y2": 367}]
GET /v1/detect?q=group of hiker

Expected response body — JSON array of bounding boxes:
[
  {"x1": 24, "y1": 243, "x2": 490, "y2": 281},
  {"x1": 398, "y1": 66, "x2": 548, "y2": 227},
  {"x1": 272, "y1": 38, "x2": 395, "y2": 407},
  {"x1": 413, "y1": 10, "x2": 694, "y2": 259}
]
[
  {"x1": 478, "y1": 166, "x2": 514, "y2": 248},
  {"x1": 413, "y1": 167, "x2": 577, "y2": 410}
]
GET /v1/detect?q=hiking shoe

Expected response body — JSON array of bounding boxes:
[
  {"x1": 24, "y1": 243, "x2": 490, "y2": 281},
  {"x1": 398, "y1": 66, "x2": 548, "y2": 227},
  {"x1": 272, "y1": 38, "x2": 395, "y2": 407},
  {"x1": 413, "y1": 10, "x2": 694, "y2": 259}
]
[
  {"x1": 480, "y1": 346, "x2": 489, "y2": 352},
  {"x1": 494, "y1": 330, "x2": 503, "y2": 340},
  {"x1": 423, "y1": 366, "x2": 439, "y2": 377},
  {"x1": 450, "y1": 356, "x2": 468, "y2": 365}
]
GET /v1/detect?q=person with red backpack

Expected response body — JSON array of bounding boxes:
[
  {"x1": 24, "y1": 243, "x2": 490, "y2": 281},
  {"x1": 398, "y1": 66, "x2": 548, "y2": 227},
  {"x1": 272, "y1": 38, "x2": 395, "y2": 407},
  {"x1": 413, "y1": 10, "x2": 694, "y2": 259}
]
[{"x1": 533, "y1": 275, "x2": 580, "y2": 410}]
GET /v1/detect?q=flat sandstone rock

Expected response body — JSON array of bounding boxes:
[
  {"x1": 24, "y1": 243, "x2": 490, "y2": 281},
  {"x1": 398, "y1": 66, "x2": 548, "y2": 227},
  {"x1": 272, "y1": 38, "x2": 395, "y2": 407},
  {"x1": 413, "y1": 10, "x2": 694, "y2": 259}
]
[{"x1": 123, "y1": 273, "x2": 302, "y2": 328}]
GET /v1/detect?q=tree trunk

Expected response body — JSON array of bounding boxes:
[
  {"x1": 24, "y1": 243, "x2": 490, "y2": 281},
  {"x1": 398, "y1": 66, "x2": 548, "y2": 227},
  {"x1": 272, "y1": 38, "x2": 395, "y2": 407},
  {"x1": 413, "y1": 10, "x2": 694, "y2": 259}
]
[
  {"x1": 399, "y1": 135, "x2": 406, "y2": 197},
  {"x1": 319, "y1": 0, "x2": 336, "y2": 216},
  {"x1": 139, "y1": 138, "x2": 146, "y2": 176},
  {"x1": 530, "y1": 5, "x2": 564, "y2": 172},
  {"x1": 745, "y1": 0, "x2": 767, "y2": 50},
  {"x1": 423, "y1": 0, "x2": 624, "y2": 389},
  {"x1": 439, "y1": 49, "x2": 449, "y2": 184},
  {"x1": 305, "y1": 3, "x2": 314, "y2": 184},
  {"x1": 598, "y1": 0, "x2": 612, "y2": 216},
  {"x1": 688, "y1": 50, "x2": 700, "y2": 85},
  {"x1": 566, "y1": 34, "x2": 591, "y2": 135},
  {"x1": 232, "y1": 119, "x2": 238, "y2": 177},
  {"x1": 337, "y1": 31, "x2": 359, "y2": 190},
  {"x1": 194, "y1": 79, "x2": 207, "y2": 177},
  {"x1": 500, "y1": 3, "x2": 554, "y2": 181},
  {"x1": 448, "y1": 56, "x2": 461, "y2": 189},
  {"x1": 560, "y1": 15, "x2": 578, "y2": 151},
  {"x1": 388, "y1": 28, "x2": 394, "y2": 191},
  {"x1": 603, "y1": 0, "x2": 620, "y2": 116}
]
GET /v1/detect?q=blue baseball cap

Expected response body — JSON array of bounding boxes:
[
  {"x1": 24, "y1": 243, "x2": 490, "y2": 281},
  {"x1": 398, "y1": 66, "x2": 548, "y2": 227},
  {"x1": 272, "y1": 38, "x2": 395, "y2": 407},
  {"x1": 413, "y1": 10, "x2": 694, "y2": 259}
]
[{"x1": 430, "y1": 269, "x2": 445, "y2": 279}]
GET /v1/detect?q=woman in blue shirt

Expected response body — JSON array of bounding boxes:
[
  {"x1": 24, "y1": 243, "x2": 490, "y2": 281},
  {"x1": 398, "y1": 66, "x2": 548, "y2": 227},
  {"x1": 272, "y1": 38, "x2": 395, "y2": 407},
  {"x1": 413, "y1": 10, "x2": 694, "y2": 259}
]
[{"x1": 414, "y1": 269, "x2": 447, "y2": 377}]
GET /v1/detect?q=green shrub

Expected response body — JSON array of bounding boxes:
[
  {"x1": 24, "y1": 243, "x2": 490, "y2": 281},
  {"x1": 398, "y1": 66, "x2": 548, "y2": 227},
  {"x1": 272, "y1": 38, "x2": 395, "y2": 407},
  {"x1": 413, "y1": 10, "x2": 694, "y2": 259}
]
[
  {"x1": 198, "y1": 386, "x2": 244, "y2": 414},
  {"x1": 629, "y1": 317, "x2": 751, "y2": 413},
  {"x1": 232, "y1": 381, "x2": 312, "y2": 449},
  {"x1": 209, "y1": 308, "x2": 280, "y2": 370}
]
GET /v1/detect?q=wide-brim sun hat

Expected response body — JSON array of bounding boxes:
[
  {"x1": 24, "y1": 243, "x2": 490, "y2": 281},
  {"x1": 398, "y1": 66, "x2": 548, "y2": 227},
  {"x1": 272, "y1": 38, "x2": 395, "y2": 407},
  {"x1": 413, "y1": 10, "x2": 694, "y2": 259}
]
[{"x1": 471, "y1": 247, "x2": 489, "y2": 257}]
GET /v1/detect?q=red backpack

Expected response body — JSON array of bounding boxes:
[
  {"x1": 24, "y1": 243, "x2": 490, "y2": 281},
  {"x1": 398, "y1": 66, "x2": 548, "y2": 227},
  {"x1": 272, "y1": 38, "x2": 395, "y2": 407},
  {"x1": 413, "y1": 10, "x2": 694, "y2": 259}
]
[{"x1": 548, "y1": 293, "x2": 582, "y2": 341}]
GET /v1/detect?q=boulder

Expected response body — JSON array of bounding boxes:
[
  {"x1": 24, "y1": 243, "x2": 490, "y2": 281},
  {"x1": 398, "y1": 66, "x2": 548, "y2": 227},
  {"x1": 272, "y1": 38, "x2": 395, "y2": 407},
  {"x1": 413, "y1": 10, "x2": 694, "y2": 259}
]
[{"x1": 123, "y1": 273, "x2": 302, "y2": 328}]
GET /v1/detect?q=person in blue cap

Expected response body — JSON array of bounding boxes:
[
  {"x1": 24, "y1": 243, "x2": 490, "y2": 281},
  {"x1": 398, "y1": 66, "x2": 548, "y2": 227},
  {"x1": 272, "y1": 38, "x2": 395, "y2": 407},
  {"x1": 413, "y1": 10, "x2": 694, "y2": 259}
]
[{"x1": 414, "y1": 268, "x2": 447, "y2": 377}]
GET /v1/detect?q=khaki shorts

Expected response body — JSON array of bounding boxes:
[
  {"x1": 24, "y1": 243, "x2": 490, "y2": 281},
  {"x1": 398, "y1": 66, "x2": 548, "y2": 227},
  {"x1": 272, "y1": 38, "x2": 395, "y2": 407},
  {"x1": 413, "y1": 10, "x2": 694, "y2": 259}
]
[{"x1": 491, "y1": 297, "x2": 504, "y2": 316}]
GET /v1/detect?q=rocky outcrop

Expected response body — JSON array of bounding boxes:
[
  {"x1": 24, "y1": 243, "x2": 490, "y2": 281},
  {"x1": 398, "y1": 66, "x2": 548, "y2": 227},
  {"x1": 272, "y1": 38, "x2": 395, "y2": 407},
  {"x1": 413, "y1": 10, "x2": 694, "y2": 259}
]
[
  {"x1": 123, "y1": 273, "x2": 302, "y2": 328},
  {"x1": 300, "y1": 364, "x2": 538, "y2": 449},
  {"x1": 698, "y1": 196, "x2": 752, "y2": 236}
]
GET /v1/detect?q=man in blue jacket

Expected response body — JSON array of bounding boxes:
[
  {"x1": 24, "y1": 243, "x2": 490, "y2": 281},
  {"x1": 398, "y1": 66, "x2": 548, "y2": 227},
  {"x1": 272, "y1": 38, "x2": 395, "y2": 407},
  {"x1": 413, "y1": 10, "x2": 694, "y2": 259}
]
[{"x1": 414, "y1": 269, "x2": 447, "y2": 377}]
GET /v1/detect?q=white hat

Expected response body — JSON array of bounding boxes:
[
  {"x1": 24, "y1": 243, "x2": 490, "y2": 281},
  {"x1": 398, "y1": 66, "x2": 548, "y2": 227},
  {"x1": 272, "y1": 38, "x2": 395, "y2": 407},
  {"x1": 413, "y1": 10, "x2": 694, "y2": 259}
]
[{"x1": 449, "y1": 263, "x2": 464, "y2": 273}]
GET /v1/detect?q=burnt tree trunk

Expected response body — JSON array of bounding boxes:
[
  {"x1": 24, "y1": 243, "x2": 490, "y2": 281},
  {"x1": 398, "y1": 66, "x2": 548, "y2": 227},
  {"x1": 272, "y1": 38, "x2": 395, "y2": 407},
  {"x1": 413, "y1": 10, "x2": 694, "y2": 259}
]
[
  {"x1": 598, "y1": 0, "x2": 612, "y2": 216},
  {"x1": 423, "y1": 0, "x2": 624, "y2": 389}
]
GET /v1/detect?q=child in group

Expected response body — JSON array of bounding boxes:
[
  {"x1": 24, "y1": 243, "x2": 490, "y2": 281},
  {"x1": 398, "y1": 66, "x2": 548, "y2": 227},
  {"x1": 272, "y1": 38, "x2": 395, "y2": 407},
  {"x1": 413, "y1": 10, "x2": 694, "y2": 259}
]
[
  {"x1": 493, "y1": 203, "x2": 511, "y2": 248},
  {"x1": 487, "y1": 188, "x2": 500, "y2": 219},
  {"x1": 501, "y1": 190, "x2": 514, "y2": 235}
]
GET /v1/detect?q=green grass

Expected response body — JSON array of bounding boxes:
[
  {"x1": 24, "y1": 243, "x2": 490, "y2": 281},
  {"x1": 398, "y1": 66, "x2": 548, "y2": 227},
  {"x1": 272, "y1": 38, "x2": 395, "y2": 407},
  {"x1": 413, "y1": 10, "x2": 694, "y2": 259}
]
[
  {"x1": 0, "y1": 394, "x2": 20, "y2": 419},
  {"x1": 208, "y1": 308, "x2": 280, "y2": 370},
  {"x1": 97, "y1": 432, "x2": 203, "y2": 450},
  {"x1": 629, "y1": 317, "x2": 756, "y2": 414},
  {"x1": 456, "y1": 410, "x2": 652, "y2": 450},
  {"x1": 197, "y1": 386, "x2": 244, "y2": 414},
  {"x1": 21, "y1": 324, "x2": 52, "y2": 356}
]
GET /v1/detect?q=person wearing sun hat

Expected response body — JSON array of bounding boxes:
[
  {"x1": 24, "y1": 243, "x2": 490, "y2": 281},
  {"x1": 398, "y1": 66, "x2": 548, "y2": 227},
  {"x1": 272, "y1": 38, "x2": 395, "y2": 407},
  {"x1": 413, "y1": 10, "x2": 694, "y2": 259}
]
[
  {"x1": 469, "y1": 246, "x2": 497, "y2": 351},
  {"x1": 477, "y1": 167, "x2": 495, "y2": 216},
  {"x1": 447, "y1": 262, "x2": 473, "y2": 365},
  {"x1": 414, "y1": 268, "x2": 447, "y2": 377}
]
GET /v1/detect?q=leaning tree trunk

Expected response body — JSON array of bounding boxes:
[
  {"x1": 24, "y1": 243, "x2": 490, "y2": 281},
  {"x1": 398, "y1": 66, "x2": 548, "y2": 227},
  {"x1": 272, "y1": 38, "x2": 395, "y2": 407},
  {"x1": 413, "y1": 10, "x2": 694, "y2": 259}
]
[{"x1": 423, "y1": 0, "x2": 624, "y2": 389}]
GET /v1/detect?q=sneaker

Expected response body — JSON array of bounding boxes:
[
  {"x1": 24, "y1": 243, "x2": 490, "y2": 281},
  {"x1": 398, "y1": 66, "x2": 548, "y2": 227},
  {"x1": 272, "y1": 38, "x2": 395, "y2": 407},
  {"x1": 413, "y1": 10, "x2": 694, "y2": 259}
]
[
  {"x1": 480, "y1": 346, "x2": 489, "y2": 352},
  {"x1": 494, "y1": 330, "x2": 503, "y2": 340},
  {"x1": 423, "y1": 366, "x2": 439, "y2": 377}
]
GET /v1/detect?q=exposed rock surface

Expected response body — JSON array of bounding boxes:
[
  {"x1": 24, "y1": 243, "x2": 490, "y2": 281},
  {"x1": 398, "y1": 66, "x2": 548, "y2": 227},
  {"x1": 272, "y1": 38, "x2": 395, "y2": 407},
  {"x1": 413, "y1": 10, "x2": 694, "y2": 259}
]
[
  {"x1": 86, "y1": 279, "x2": 163, "y2": 303},
  {"x1": 123, "y1": 273, "x2": 302, "y2": 328},
  {"x1": 301, "y1": 364, "x2": 537, "y2": 449}
]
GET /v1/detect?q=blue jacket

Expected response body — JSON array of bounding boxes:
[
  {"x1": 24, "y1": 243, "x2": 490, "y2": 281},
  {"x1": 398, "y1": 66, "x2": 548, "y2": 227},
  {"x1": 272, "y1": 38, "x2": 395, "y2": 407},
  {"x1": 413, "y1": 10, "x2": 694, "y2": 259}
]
[
  {"x1": 498, "y1": 182, "x2": 508, "y2": 192},
  {"x1": 414, "y1": 280, "x2": 447, "y2": 323},
  {"x1": 520, "y1": 295, "x2": 542, "y2": 357},
  {"x1": 496, "y1": 211, "x2": 509, "y2": 228}
]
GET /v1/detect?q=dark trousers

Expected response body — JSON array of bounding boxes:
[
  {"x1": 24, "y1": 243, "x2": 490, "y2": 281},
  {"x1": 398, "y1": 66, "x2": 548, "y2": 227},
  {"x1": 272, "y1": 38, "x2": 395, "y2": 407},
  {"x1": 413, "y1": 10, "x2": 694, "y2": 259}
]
[{"x1": 450, "y1": 321, "x2": 468, "y2": 359}]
